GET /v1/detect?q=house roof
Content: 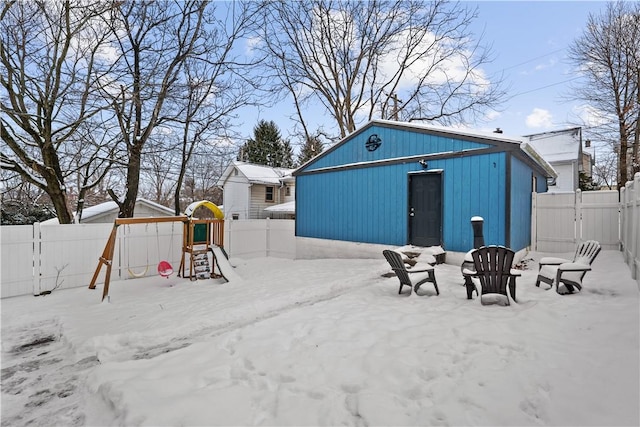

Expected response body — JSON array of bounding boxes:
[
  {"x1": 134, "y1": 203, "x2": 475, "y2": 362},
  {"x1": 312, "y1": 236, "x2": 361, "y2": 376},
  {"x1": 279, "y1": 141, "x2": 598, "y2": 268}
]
[
  {"x1": 295, "y1": 119, "x2": 556, "y2": 178},
  {"x1": 524, "y1": 127, "x2": 582, "y2": 164},
  {"x1": 41, "y1": 198, "x2": 174, "y2": 224},
  {"x1": 217, "y1": 161, "x2": 295, "y2": 187}
]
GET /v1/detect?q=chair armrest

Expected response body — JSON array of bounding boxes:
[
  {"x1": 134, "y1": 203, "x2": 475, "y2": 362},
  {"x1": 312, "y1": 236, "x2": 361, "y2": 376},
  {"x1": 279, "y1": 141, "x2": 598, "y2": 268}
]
[
  {"x1": 539, "y1": 257, "x2": 572, "y2": 266},
  {"x1": 408, "y1": 261, "x2": 435, "y2": 272},
  {"x1": 408, "y1": 267, "x2": 434, "y2": 274},
  {"x1": 462, "y1": 268, "x2": 477, "y2": 276},
  {"x1": 557, "y1": 262, "x2": 591, "y2": 272},
  {"x1": 509, "y1": 269, "x2": 522, "y2": 277}
]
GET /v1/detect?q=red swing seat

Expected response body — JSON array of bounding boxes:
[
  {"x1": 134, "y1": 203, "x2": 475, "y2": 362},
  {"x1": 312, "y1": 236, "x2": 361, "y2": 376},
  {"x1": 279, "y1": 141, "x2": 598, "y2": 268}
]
[{"x1": 157, "y1": 260, "x2": 173, "y2": 278}]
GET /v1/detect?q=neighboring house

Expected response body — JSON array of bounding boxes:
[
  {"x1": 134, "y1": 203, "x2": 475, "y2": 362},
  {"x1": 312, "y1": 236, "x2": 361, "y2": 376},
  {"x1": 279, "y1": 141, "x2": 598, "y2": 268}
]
[
  {"x1": 525, "y1": 127, "x2": 588, "y2": 192},
  {"x1": 217, "y1": 161, "x2": 295, "y2": 220},
  {"x1": 294, "y1": 119, "x2": 555, "y2": 253},
  {"x1": 42, "y1": 198, "x2": 175, "y2": 224}
]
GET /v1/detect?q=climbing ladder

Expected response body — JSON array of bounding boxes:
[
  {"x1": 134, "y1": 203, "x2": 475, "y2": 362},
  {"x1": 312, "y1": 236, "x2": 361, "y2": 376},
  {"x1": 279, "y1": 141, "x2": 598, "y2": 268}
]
[
  {"x1": 179, "y1": 219, "x2": 224, "y2": 281},
  {"x1": 192, "y1": 249, "x2": 211, "y2": 280}
]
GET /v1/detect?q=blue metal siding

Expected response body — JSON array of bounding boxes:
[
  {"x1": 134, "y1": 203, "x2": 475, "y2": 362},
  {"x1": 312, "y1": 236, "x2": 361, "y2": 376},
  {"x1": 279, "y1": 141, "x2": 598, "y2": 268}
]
[
  {"x1": 297, "y1": 151, "x2": 508, "y2": 251},
  {"x1": 303, "y1": 125, "x2": 489, "y2": 171},
  {"x1": 438, "y1": 152, "x2": 506, "y2": 252},
  {"x1": 536, "y1": 172, "x2": 548, "y2": 193},
  {"x1": 293, "y1": 124, "x2": 558, "y2": 252},
  {"x1": 510, "y1": 156, "x2": 534, "y2": 251},
  {"x1": 296, "y1": 164, "x2": 412, "y2": 246}
]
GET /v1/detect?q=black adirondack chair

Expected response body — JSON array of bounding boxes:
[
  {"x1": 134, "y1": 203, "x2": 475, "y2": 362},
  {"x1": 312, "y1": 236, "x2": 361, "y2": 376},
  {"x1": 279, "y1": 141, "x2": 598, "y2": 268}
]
[
  {"x1": 383, "y1": 250, "x2": 439, "y2": 296},
  {"x1": 466, "y1": 245, "x2": 521, "y2": 305}
]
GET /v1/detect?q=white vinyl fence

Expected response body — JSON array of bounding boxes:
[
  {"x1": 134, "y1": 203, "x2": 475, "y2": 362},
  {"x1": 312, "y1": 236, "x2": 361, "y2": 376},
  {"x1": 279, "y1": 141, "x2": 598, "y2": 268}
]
[
  {"x1": 620, "y1": 173, "x2": 640, "y2": 285},
  {"x1": 1, "y1": 219, "x2": 295, "y2": 298},
  {"x1": 532, "y1": 177, "x2": 640, "y2": 288},
  {"x1": 531, "y1": 189, "x2": 620, "y2": 252}
]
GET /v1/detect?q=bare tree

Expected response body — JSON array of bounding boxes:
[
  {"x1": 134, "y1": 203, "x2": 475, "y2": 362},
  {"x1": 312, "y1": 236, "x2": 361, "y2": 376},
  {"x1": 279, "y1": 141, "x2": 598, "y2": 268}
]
[
  {"x1": 1, "y1": 0, "x2": 118, "y2": 223},
  {"x1": 139, "y1": 136, "x2": 179, "y2": 206},
  {"x1": 592, "y1": 151, "x2": 618, "y2": 190},
  {"x1": 170, "y1": 0, "x2": 263, "y2": 215},
  {"x1": 568, "y1": 1, "x2": 640, "y2": 188},
  {"x1": 100, "y1": 0, "x2": 263, "y2": 217},
  {"x1": 100, "y1": 0, "x2": 205, "y2": 217},
  {"x1": 257, "y1": 0, "x2": 504, "y2": 140}
]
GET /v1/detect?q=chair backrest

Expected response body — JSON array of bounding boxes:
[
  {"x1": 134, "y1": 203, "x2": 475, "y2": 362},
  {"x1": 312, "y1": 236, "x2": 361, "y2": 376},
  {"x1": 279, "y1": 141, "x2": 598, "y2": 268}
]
[
  {"x1": 383, "y1": 250, "x2": 411, "y2": 287},
  {"x1": 470, "y1": 246, "x2": 515, "y2": 297},
  {"x1": 573, "y1": 240, "x2": 601, "y2": 266}
]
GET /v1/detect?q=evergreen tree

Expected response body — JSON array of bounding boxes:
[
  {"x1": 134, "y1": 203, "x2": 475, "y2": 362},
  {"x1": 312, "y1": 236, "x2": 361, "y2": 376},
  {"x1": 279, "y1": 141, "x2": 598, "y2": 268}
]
[
  {"x1": 579, "y1": 171, "x2": 600, "y2": 191},
  {"x1": 277, "y1": 140, "x2": 296, "y2": 168},
  {"x1": 297, "y1": 135, "x2": 324, "y2": 165},
  {"x1": 237, "y1": 120, "x2": 293, "y2": 167}
]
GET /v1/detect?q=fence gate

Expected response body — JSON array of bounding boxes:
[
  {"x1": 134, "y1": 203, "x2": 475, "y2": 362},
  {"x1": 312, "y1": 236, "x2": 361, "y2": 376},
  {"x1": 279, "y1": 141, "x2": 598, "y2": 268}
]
[{"x1": 532, "y1": 190, "x2": 620, "y2": 253}]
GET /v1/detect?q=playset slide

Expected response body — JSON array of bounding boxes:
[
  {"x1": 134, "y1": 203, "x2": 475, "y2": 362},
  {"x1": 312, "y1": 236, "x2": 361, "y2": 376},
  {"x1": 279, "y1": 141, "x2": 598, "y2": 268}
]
[{"x1": 211, "y1": 246, "x2": 242, "y2": 283}]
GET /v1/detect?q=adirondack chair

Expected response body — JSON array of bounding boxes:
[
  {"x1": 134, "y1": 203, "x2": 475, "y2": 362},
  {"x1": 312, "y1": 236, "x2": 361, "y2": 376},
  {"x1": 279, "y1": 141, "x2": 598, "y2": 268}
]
[
  {"x1": 463, "y1": 246, "x2": 521, "y2": 305},
  {"x1": 535, "y1": 240, "x2": 601, "y2": 294},
  {"x1": 383, "y1": 250, "x2": 439, "y2": 296}
]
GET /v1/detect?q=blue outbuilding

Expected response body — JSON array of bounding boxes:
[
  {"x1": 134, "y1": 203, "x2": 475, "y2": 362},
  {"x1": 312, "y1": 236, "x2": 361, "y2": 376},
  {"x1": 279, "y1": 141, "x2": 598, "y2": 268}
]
[{"x1": 293, "y1": 120, "x2": 555, "y2": 253}]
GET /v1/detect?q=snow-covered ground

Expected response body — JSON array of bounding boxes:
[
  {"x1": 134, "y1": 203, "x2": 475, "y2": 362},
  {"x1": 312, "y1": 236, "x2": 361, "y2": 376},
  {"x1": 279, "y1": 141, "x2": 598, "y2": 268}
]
[{"x1": 1, "y1": 250, "x2": 638, "y2": 426}]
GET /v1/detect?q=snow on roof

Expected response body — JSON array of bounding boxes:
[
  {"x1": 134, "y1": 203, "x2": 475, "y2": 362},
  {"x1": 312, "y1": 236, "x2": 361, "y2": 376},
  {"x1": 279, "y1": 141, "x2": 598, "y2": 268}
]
[
  {"x1": 524, "y1": 128, "x2": 581, "y2": 163},
  {"x1": 371, "y1": 119, "x2": 529, "y2": 146},
  {"x1": 41, "y1": 198, "x2": 174, "y2": 224},
  {"x1": 264, "y1": 200, "x2": 295, "y2": 214},
  {"x1": 233, "y1": 161, "x2": 295, "y2": 185},
  {"x1": 362, "y1": 120, "x2": 557, "y2": 178}
]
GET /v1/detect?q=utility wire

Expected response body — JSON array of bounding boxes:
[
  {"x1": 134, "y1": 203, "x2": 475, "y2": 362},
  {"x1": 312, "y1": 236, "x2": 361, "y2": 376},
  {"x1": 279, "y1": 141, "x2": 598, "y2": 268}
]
[
  {"x1": 507, "y1": 76, "x2": 583, "y2": 100},
  {"x1": 499, "y1": 48, "x2": 566, "y2": 72}
]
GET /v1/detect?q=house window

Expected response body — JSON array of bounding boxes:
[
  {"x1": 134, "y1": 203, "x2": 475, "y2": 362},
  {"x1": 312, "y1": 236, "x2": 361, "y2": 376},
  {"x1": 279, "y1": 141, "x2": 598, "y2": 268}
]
[
  {"x1": 285, "y1": 186, "x2": 291, "y2": 196},
  {"x1": 265, "y1": 186, "x2": 274, "y2": 202},
  {"x1": 232, "y1": 213, "x2": 239, "y2": 220}
]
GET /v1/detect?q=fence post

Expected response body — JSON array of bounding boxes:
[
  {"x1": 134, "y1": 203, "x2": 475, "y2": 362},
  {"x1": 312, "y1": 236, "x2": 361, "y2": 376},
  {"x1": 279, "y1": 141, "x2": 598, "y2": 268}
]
[
  {"x1": 32, "y1": 222, "x2": 41, "y2": 296},
  {"x1": 621, "y1": 186, "x2": 627, "y2": 261},
  {"x1": 226, "y1": 218, "x2": 232, "y2": 258},
  {"x1": 531, "y1": 192, "x2": 537, "y2": 251},
  {"x1": 266, "y1": 217, "x2": 271, "y2": 257},
  {"x1": 575, "y1": 189, "x2": 582, "y2": 243},
  {"x1": 632, "y1": 173, "x2": 640, "y2": 281}
]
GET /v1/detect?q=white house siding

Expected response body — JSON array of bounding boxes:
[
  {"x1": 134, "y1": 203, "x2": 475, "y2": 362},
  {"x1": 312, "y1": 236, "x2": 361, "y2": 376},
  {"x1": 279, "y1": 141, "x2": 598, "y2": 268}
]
[
  {"x1": 548, "y1": 162, "x2": 576, "y2": 192},
  {"x1": 283, "y1": 183, "x2": 295, "y2": 203},
  {"x1": 250, "y1": 185, "x2": 282, "y2": 219},
  {"x1": 223, "y1": 179, "x2": 251, "y2": 220}
]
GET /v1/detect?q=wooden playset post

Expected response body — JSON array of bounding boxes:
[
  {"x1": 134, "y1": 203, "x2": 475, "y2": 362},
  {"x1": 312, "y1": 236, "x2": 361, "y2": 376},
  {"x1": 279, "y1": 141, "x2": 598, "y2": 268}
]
[
  {"x1": 88, "y1": 216, "x2": 189, "y2": 301},
  {"x1": 178, "y1": 218, "x2": 225, "y2": 279}
]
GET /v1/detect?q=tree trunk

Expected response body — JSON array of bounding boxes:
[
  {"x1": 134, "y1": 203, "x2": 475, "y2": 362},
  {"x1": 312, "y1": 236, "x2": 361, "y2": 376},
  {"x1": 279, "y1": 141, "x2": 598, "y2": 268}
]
[{"x1": 121, "y1": 144, "x2": 143, "y2": 218}]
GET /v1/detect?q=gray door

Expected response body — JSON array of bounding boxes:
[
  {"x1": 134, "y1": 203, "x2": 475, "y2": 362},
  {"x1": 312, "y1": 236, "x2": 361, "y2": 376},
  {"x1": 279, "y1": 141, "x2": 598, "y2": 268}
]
[{"x1": 409, "y1": 173, "x2": 442, "y2": 247}]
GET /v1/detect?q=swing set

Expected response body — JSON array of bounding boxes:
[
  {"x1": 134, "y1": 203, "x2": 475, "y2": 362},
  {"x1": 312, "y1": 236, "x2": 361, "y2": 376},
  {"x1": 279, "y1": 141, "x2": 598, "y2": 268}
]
[
  {"x1": 123, "y1": 222, "x2": 176, "y2": 278},
  {"x1": 89, "y1": 201, "x2": 225, "y2": 301}
]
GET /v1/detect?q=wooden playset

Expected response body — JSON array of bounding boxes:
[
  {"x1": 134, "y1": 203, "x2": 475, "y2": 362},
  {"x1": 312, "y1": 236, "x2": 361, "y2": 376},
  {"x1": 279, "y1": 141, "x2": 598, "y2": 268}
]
[{"x1": 88, "y1": 200, "x2": 226, "y2": 301}]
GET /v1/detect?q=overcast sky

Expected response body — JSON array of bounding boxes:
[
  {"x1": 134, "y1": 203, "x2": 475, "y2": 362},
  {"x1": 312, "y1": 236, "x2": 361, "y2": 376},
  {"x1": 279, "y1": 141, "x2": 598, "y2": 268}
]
[{"x1": 239, "y1": 1, "x2": 609, "y2": 149}]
